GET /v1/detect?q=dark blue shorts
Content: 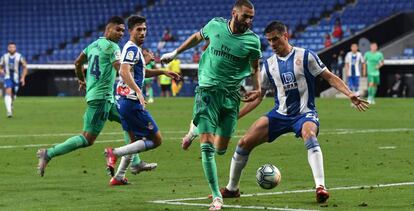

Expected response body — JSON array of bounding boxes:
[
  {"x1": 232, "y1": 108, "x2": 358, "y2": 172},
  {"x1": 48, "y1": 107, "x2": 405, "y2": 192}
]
[
  {"x1": 347, "y1": 76, "x2": 360, "y2": 91},
  {"x1": 116, "y1": 98, "x2": 159, "y2": 139},
  {"x1": 266, "y1": 109, "x2": 319, "y2": 142},
  {"x1": 4, "y1": 79, "x2": 19, "y2": 94}
]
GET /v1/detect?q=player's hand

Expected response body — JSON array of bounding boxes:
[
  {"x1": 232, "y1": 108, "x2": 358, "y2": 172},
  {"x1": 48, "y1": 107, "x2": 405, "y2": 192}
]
[
  {"x1": 143, "y1": 50, "x2": 155, "y2": 64},
  {"x1": 78, "y1": 80, "x2": 86, "y2": 91},
  {"x1": 137, "y1": 93, "x2": 147, "y2": 109},
  {"x1": 350, "y1": 94, "x2": 369, "y2": 111},
  {"x1": 20, "y1": 78, "x2": 26, "y2": 86},
  {"x1": 241, "y1": 90, "x2": 261, "y2": 102},
  {"x1": 164, "y1": 71, "x2": 181, "y2": 81},
  {"x1": 160, "y1": 50, "x2": 177, "y2": 64}
]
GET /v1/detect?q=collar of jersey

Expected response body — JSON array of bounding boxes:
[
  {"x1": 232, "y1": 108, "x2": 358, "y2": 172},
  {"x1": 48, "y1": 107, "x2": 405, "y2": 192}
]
[{"x1": 276, "y1": 47, "x2": 295, "y2": 61}]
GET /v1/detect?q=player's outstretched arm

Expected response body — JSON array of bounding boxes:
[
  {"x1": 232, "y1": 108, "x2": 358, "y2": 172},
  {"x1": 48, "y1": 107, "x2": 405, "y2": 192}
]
[
  {"x1": 74, "y1": 52, "x2": 87, "y2": 90},
  {"x1": 160, "y1": 32, "x2": 204, "y2": 64},
  {"x1": 239, "y1": 88, "x2": 266, "y2": 119},
  {"x1": 320, "y1": 69, "x2": 369, "y2": 111},
  {"x1": 242, "y1": 59, "x2": 261, "y2": 102},
  {"x1": 145, "y1": 68, "x2": 181, "y2": 81},
  {"x1": 119, "y1": 63, "x2": 146, "y2": 108}
]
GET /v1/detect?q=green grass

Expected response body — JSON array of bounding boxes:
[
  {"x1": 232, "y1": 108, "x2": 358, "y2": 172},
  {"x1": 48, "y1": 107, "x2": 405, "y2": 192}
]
[{"x1": 0, "y1": 97, "x2": 413, "y2": 210}]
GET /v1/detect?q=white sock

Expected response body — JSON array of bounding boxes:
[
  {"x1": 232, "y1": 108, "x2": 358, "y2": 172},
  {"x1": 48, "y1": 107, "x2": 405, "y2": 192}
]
[
  {"x1": 189, "y1": 120, "x2": 199, "y2": 137},
  {"x1": 226, "y1": 146, "x2": 250, "y2": 191},
  {"x1": 5, "y1": 95, "x2": 12, "y2": 114},
  {"x1": 113, "y1": 140, "x2": 154, "y2": 157},
  {"x1": 305, "y1": 137, "x2": 325, "y2": 188},
  {"x1": 114, "y1": 155, "x2": 132, "y2": 180}
]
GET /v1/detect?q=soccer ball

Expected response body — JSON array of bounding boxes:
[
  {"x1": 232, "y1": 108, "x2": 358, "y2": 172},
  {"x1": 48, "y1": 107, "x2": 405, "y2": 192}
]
[{"x1": 256, "y1": 164, "x2": 281, "y2": 189}]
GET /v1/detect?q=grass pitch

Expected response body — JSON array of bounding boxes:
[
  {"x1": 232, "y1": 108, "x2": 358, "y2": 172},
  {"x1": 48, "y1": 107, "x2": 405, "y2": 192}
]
[{"x1": 0, "y1": 97, "x2": 413, "y2": 210}]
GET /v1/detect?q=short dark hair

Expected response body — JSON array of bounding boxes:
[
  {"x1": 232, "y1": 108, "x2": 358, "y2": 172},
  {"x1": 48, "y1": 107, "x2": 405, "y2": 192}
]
[
  {"x1": 264, "y1": 21, "x2": 287, "y2": 34},
  {"x1": 106, "y1": 16, "x2": 124, "y2": 26},
  {"x1": 127, "y1": 15, "x2": 146, "y2": 30},
  {"x1": 233, "y1": 0, "x2": 253, "y2": 9},
  {"x1": 8, "y1": 42, "x2": 16, "y2": 46}
]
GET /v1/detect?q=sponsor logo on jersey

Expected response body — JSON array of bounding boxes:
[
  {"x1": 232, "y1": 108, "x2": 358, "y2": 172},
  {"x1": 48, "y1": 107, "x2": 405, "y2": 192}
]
[{"x1": 282, "y1": 72, "x2": 298, "y2": 91}]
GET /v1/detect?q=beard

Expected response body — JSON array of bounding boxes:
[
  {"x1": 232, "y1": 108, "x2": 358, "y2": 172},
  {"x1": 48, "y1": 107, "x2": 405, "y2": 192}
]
[{"x1": 234, "y1": 15, "x2": 250, "y2": 33}]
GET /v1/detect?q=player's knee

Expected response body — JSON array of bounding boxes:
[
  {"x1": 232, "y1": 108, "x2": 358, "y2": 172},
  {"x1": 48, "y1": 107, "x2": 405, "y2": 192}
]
[
  {"x1": 302, "y1": 130, "x2": 316, "y2": 141},
  {"x1": 152, "y1": 135, "x2": 162, "y2": 148},
  {"x1": 237, "y1": 136, "x2": 255, "y2": 151},
  {"x1": 82, "y1": 132, "x2": 96, "y2": 146}
]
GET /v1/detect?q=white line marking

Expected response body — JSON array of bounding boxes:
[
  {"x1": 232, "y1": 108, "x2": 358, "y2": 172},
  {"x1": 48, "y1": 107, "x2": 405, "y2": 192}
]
[
  {"x1": 378, "y1": 146, "x2": 396, "y2": 149},
  {"x1": 149, "y1": 181, "x2": 414, "y2": 210},
  {"x1": 1, "y1": 128, "x2": 412, "y2": 139},
  {"x1": 0, "y1": 128, "x2": 413, "y2": 149}
]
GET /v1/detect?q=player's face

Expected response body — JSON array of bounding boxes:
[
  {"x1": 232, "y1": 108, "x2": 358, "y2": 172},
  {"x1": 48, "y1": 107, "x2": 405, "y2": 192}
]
[
  {"x1": 7, "y1": 44, "x2": 16, "y2": 54},
  {"x1": 370, "y1": 43, "x2": 378, "y2": 52},
  {"x1": 233, "y1": 6, "x2": 254, "y2": 33},
  {"x1": 351, "y1": 44, "x2": 358, "y2": 52},
  {"x1": 265, "y1": 30, "x2": 288, "y2": 55},
  {"x1": 108, "y1": 24, "x2": 125, "y2": 42},
  {"x1": 131, "y1": 23, "x2": 147, "y2": 46}
]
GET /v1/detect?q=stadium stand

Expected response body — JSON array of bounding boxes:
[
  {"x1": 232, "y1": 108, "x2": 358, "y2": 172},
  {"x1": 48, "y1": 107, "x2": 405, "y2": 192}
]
[{"x1": 1, "y1": 0, "x2": 414, "y2": 64}]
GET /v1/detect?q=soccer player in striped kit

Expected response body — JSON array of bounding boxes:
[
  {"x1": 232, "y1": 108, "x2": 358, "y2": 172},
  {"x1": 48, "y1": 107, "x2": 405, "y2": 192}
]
[
  {"x1": 218, "y1": 21, "x2": 369, "y2": 203},
  {"x1": 0, "y1": 42, "x2": 28, "y2": 118}
]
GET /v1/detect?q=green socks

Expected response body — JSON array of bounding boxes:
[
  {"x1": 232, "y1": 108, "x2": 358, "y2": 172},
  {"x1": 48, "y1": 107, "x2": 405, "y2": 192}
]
[
  {"x1": 47, "y1": 135, "x2": 89, "y2": 159},
  {"x1": 201, "y1": 143, "x2": 222, "y2": 199},
  {"x1": 123, "y1": 131, "x2": 142, "y2": 166},
  {"x1": 148, "y1": 87, "x2": 154, "y2": 99},
  {"x1": 368, "y1": 86, "x2": 377, "y2": 101}
]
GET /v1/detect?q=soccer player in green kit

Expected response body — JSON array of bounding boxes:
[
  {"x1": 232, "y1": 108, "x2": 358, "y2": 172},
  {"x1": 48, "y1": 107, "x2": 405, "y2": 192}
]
[
  {"x1": 161, "y1": 1, "x2": 261, "y2": 210},
  {"x1": 364, "y1": 42, "x2": 384, "y2": 104},
  {"x1": 37, "y1": 16, "x2": 155, "y2": 178}
]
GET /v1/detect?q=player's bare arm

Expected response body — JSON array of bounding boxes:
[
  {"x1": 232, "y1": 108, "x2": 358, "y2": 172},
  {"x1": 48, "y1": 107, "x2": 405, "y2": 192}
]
[
  {"x1": 74, "y1": 52, "x2": 87, "y2": 90},
  {"x1": 238, "y1": 88, "x2": 266, "y2": 119},
  {"x1": 320, "y1": 69, "x2": 369, "y2": 111},
  {"x1": 145, "y1": 68, "x2": 181, "y2": 81},
  {"x1": 119, "y1": 63, "x2": 146, "y2": 108},
  {"x1": 242, "y1": 59, "x2": 261, "y2": 102},
  {"x1": 160, "y1": 32, "x2": 204, "y2": 63},
  {"x1": 19, "y1": 58, "x2": 28, "y2": 86}
]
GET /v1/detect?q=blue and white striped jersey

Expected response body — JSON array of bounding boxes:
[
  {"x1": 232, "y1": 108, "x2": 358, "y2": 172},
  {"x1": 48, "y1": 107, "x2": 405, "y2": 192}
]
[
  {"x1": 261, "y1": 47, "x2": 327, "y2": 116},
  {"x1": 0, "y1": 52, "x2": 25, "y2": 83},
  {"x1": 116, "y1": 41, "x2": 145, "y2": 101},
  {"x1": 345, "y1": 51, "x2": 364, "y2": 77}
]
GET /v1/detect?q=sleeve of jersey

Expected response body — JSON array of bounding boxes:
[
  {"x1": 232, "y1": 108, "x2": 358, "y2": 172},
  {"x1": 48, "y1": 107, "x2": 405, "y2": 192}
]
[
  {"x1": 344, "y1": 53, "x2": 350, "y2": 64},
  {"x1": 0, "y1": 56, "x2": 3, "y2": 66},
  {"x1": 360, "y1": 53, "x2": 365, "y2": 63},
  {"x1": 260, "y1": 63, "x2": 270, "y2": 90},
  {"x1": 200, "y1": 19, "x2": 215, "y2": 39},
  {"x1": 121, "y1": 46, "x2": 138, "y2": 65},
  {"x1": 249, "y1": 38, "x2": 262, "y2": 60},
  {"x1": 308, "y1": 51, "x2": 327, "y2": 77},
  {"x1": 110, "y1": 46, "x2": 121, "y2": 64}
]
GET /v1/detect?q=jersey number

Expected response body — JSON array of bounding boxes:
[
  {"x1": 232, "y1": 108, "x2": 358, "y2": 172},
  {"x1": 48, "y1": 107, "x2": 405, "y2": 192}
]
[{"x1": 91, "y1": 55, "x2": 101, "y2": 80}]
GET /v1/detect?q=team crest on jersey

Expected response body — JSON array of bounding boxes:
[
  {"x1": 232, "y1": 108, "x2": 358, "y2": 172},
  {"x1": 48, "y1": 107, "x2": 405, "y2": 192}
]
[{"x1": 281, "y1": 72, "x2": 298, "y2": 91}]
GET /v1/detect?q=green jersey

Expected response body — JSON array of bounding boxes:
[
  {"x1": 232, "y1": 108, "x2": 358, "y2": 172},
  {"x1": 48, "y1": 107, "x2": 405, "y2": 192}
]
[
  {"x1": 364, "y1": 51, "x2": 384, "y2": 76},
  {"x1": 199, "y1": 17, "x2": 262, "y2": 88},
  {"x1": 82, "y1": 37, "x2": 121, "y2": 103}
]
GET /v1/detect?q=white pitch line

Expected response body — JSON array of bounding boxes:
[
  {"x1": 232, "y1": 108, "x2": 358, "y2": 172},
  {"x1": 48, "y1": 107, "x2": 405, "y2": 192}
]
[
  {"x1": 149, "y1": 181, "x2": 414, "y2": 210},
  {"x1": 378, "y1": 146, "x2": 396, "y2": 149},
  {"x1": 1, "y1": 128, "x2": 413, "y2": 149},
  {"x1": 0, "y1": 128, "x2": 412, "y2": 139}
]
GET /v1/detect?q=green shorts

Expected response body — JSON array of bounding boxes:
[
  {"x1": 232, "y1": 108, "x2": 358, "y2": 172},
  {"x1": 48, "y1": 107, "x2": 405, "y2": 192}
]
[
  {"x1": 83, "y1": 100, "x2": 120, "y2": 135},
  {"x1": 192, "y1": 86, "x2": 240, "y2": 138},
  {"x1": 368, "y1": 75, "x2": 380, "y2": 85}
]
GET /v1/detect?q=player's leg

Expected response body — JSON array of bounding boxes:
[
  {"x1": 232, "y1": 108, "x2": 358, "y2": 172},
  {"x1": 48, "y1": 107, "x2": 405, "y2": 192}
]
[
  {"x1": 367, "y1": 75, "x2": 374, "y2": 103},
  {"x1": 371, "y1": 76, "x2": 380, "y2": 104},
  {"x1": 355, "y1": 76, "x2": 360, "y2": 96},
  {"x1": 4, "y1": 79, "x2": 14, "y2": 117},
  {"x1": 224, "y1": 116, "x2": 270, "y2": 195},
  {"x1": 37, "y1": 100, "x2": 109, "y2": 176},
  {"x1": 182, "y1": 120, "x2": 200, "y2": 150},
  {"x1": 193, "y1": 87, "x2": 223, "y2": 206},
  {"x1": 294, "y1": 113, "x2": 329, "y2": 203}
]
